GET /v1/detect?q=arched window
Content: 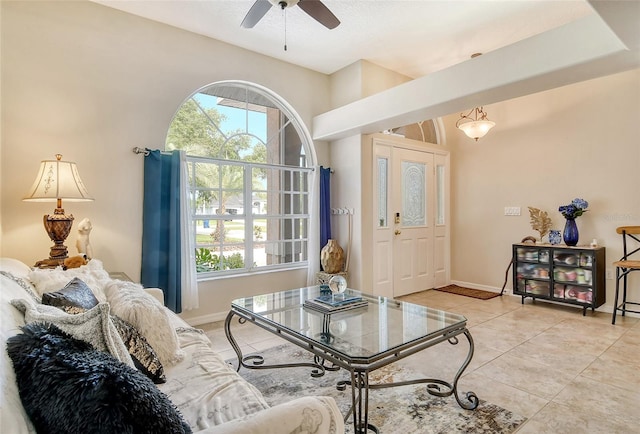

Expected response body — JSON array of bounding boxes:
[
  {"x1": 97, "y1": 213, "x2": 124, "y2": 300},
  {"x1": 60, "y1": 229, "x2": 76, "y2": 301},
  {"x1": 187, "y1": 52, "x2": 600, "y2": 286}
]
[{"x1": 166, "y1": 81, "x2": 314, "y2": 277}]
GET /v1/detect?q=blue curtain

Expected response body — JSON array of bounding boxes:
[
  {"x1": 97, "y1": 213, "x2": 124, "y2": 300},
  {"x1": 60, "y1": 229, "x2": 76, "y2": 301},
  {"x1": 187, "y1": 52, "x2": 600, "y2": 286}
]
[
  {"x1": 319, "y1": 166, "x2": 332, "y2": 255},
  {"x1": 141, "y1": 149, "x2": 182, "y2": 313}
]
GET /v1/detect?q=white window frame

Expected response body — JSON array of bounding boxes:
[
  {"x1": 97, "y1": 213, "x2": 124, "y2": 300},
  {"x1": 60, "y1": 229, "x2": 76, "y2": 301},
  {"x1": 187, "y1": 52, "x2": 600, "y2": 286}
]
[
  {"x1": 167, "y1": 81, "x2": 316, "y2": 280},
  {"x1": 187, "y1": 155, "x2": 312, "y2": 278}
]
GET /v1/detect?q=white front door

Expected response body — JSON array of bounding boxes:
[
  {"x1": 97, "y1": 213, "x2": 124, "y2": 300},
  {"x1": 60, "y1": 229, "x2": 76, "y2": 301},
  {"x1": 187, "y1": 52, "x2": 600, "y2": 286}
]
[
  {"x1": 392, "y1": 148, "x2": 435, "y2": 297},
  {"x1": 370, "y1": 137, "x2": 448, "y2": 299}
]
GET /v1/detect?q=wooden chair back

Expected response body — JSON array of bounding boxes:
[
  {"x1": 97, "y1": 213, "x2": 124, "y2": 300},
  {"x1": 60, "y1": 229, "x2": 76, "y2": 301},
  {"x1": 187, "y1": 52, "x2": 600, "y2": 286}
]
[{"x1": 616, "y1": 226, "x2": 640, "y2": 261}]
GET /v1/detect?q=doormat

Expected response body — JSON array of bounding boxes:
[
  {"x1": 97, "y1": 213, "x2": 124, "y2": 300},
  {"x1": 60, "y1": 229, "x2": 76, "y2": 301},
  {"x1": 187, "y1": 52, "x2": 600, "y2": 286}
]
[
  {"x1": 230, "y1": 343, "x2": 526, "y2": 434},
  {"x1": 435, "y1": 285, "x2": 501, "y2": 300}
]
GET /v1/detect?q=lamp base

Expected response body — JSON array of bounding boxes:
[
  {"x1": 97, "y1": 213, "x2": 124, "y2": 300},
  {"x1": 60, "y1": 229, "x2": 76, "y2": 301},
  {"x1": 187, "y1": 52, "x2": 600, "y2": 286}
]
[{"x1": 34, "y1": 209, "x2": 74, "y2": 269}]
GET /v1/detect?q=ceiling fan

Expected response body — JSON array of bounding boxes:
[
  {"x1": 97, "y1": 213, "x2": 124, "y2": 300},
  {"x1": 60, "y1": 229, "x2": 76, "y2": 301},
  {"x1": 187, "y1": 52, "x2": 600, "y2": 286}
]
[{"x1": 241, "y1": 0, "x2": 340, "y2": 30}]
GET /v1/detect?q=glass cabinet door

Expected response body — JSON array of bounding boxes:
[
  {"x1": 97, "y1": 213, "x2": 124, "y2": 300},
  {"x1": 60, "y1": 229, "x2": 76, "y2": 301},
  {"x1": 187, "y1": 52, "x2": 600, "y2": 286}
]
[
  {"x1": 515, "y1": 247, "x2": 550, "y2": 296},
  {"x1": 552, "y1": 249, "x2": 594, "y2": 304}
]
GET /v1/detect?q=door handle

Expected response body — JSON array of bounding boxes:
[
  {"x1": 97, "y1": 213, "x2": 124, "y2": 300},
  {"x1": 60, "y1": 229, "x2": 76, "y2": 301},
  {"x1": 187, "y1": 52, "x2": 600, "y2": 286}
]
[{"x1": 395, "y1": 230, "x2": 401, "y2": 235}]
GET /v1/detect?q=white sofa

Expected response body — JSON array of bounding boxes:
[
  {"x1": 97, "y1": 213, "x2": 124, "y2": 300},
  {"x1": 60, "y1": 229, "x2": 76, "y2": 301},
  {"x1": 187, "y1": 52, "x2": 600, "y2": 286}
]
[{"x1": 0, "y1": 258, "x2": 344, "y2": 434}]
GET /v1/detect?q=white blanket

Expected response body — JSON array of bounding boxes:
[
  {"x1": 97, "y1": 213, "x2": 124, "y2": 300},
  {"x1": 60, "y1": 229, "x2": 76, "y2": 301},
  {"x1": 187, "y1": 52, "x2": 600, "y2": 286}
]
[{"x1": 10, "y1": 299, "x2": 134, "y2": 367}]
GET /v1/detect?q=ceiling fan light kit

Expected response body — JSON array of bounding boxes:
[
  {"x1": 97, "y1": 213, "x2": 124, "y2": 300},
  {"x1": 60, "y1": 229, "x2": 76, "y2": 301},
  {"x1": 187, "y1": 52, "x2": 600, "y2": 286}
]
[{"x1": 456, "y1": 107, "x2": 496, "y2": 141}]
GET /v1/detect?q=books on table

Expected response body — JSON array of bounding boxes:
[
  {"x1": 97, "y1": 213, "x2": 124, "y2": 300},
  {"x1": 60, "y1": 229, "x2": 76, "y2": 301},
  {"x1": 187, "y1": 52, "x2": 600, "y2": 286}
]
[{"x1": 304, "y1": 292, "x2": 367, "y2": 313}]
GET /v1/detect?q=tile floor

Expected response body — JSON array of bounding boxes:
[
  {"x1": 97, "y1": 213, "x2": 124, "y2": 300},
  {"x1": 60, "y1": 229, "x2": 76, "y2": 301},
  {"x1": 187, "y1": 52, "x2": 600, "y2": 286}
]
[{"x1": 199, "y1": 291, "x2": 640, "y2": 433}]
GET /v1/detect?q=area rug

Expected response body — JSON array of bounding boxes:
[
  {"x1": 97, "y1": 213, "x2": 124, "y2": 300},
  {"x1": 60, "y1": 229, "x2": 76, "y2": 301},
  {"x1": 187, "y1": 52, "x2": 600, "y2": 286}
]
[
  {"x1": 230, "y1": 344, "x2": 526, "y2": 434},
  {"x1": 435, "y1": 285, "x2": 501, "y2": 300}
]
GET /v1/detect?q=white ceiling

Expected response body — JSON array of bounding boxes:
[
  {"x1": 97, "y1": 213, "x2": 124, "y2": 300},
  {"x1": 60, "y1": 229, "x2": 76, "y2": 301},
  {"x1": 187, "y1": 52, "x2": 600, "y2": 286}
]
[
  {"x1": 92, "y1": 0, "x2": 639, "y2": 140},
  {"x1": 94, "y1": 0, "x2": 594, "y2": 78}
]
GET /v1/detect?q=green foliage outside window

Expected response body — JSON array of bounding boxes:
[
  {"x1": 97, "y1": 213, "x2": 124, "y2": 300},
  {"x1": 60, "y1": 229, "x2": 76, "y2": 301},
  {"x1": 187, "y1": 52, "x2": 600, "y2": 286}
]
[{"x1": 195, "y1": 248, "x2": 245, "y2": 272}]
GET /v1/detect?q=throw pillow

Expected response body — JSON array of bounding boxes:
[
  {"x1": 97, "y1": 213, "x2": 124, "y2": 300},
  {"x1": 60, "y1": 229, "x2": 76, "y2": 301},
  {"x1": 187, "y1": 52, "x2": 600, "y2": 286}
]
[
  {"x1": 28, "y1": 259, "x2": 110, "y2": 302},
  {"x1": 105, "y1": 280, "x2": 184, "y2": 365},
  {"x1": 10, "y1": 299, "x2": 134, "y2": 367},
  {"x1": 111, "y1": 315, "x2": 166, "y2": 384},
  {"x1": 6, "y1": 322, "x2": 192, "y2": 434},
  {"x1": 41, "y1": 277, "x2": 99, "y2": 314}
]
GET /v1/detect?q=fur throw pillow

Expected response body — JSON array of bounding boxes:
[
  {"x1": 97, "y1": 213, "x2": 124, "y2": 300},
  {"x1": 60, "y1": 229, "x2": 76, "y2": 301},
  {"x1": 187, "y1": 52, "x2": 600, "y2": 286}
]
[
  {"x1": 105, "y1": 280, "x2": 184, "y2": 365},
  {"x1": 28, "y1": 259, "x2": 110, "y2": 302},
  {"x1": 6, "y1": 322, "x2": 192, "y2": 434}
]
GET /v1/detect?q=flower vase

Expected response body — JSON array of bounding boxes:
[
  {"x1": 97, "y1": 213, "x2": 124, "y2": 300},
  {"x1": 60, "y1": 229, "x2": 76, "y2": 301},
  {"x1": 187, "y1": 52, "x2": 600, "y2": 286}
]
[
  {"x1": 320, "y1": 239, "x2": 344, "y2": 274},
  {"x1": 563, "y1": 218, "x2": 579, "y2": 246},
  {"x1": 548, "y1": 230, "x2": 562, "y2": 245}
]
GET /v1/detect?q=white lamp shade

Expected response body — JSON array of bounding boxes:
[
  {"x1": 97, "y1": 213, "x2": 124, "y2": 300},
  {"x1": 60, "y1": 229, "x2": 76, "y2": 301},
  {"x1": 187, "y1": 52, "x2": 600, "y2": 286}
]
[
  {"x1": 23, "y1": 157, "x2": 93, "y2": 202},
  {"x1": 458, "y1": 120, "x2": 496, "y2": 140}
]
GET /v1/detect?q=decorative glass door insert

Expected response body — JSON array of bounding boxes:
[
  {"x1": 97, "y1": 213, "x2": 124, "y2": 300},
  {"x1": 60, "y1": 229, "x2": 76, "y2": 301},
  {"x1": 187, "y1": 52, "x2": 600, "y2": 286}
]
[
  {"x1": 436, "y1": 165, "x2": 445, "y2": 226},
  {"x1": 401, "y1": 161, "x2": 426, "y2": 227},
  {"x1": 377, "y1": 157, "x2": 388, "y2": 228}
]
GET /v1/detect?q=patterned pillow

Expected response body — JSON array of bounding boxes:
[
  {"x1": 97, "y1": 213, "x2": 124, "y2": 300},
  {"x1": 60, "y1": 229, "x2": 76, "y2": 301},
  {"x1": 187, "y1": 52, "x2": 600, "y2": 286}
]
[
  {"x1": 111, "y1": 315, "x2": 166, "y2": 384},
  {"x1": 6, "y1": 322, "x2": 191, "y2": 434},
  {"x1": 42, "y1": 277, "x2": 99, "y2": 314}
]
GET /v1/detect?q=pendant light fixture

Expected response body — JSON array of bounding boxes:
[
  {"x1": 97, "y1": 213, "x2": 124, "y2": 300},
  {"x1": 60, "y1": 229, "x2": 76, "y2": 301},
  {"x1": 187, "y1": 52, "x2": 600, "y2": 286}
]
[{"x1": 456, "y1": 106, "x2": 495, "y2": 141}]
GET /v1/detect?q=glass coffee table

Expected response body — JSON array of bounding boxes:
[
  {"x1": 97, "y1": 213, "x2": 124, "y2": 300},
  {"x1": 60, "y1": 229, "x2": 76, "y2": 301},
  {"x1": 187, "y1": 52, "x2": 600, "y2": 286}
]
[{"x1": 225, "y1": 286, "x2": 478, "y2": 434}]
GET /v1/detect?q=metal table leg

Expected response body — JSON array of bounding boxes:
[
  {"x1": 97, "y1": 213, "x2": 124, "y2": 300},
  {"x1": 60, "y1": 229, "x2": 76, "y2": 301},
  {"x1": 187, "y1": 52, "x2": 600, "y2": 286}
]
[
  {"x1": 339, "y1": 328, "x2": 478, "y2": 433},
  {"x1": 360, "y1": 328, "x2": 478, "y2": 410},
  {"x1": 225, "y1": 310, "x2": 330, "y2": 376}
]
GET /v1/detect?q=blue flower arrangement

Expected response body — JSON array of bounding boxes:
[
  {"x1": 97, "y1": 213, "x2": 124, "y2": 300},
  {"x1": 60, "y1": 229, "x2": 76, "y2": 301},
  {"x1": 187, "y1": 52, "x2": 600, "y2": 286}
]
[{"x1": 559, "y1": 198, "x2": 589, "y2": 220}]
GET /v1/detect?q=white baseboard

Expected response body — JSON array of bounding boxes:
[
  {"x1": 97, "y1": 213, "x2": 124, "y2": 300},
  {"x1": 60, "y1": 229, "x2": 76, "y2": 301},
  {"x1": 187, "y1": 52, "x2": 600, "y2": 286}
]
[
  {"x1": 180, "y1": 311, "x2": 228, "y2": 327},
  {"x1": 449, "y1": 280, "x2": 505, "y2": 294}
]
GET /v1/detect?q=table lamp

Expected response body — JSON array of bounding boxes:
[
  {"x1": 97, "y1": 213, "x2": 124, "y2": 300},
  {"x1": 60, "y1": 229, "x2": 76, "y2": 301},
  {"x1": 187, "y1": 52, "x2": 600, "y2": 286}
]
[{"x1": 23, "y1": 154, "x2": 93, "y2": 268}]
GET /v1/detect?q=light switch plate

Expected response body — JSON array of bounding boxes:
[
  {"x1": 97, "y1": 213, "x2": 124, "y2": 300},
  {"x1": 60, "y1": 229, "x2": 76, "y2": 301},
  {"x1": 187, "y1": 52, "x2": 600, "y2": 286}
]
[{"x1": 504, "y1": 207, "x2": 521, "y2": 216}]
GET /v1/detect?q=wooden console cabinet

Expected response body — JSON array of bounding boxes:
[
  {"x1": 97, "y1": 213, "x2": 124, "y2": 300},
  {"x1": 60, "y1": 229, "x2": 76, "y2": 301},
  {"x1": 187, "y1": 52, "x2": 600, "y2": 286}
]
[{"x1": 512, "y1": 243, "x2": 605, "y2": 315}]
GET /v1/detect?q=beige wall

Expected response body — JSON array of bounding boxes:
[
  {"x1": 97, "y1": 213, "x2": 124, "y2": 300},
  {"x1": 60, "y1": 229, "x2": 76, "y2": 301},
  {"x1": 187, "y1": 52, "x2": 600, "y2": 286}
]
[
  {"x1": 445, "y1": 68, "x2": 640, "y2": 311},
  {"x1": 330, "y1": 60, "x2": 411, "y2": 108},
  {"x1": 325, "y1": 135, "x2": 363, "y2": 288},
  {"x1": 0, "y1": 1, "x2": 330, "y2": 324}
]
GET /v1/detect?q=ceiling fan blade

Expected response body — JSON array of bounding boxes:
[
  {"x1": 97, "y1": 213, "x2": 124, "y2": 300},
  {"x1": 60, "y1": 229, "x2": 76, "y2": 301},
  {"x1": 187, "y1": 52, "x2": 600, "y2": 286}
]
[
  {"x1": 241, "y1": 0, "x2": 273, "y2": 28},
  {"x1": 298, "y1": 0, "x2": 340, "y2": 29}
]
